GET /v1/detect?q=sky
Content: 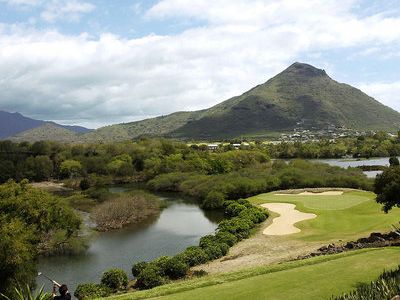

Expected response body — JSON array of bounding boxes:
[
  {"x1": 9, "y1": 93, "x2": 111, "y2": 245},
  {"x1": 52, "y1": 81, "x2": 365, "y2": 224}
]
[{"x1": 0, "y1": 0, "x2": 399, "y2": 128}]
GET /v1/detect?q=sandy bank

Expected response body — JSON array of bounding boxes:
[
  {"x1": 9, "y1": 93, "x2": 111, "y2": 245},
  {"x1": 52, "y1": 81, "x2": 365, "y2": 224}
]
[
  {"x1": 276, "y1": 191, "x2": 343, "y2": 196},
  {"x1": 261, "y1": 203, "x2": 316, "y2": 235}
]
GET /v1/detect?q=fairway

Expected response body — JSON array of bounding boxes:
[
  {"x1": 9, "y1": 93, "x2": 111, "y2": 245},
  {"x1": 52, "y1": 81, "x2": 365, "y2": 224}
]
[
  {"x1": 249, "y1": 190, "x2": 400, "y2": 242},
  {"x1": 105, "y1": 248, "x2": 400, "y2": 300}
]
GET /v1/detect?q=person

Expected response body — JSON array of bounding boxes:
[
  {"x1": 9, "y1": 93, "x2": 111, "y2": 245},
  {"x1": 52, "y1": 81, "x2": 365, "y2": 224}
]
[{"x1": 52, "y1": 284, "x2": 71, "y2": 300}]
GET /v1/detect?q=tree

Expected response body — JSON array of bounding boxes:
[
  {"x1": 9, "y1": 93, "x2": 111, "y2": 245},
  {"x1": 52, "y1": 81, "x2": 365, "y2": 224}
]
[
  {"x1": 60, "y1": 159, "x2": 83, "y2": 178},
  {"x1": 23, "y1": 156, "x2": 53, "y2": 181},
  {"x1": 389, "y1": 156, "x2": 400, "y2": 166},
  {"x1": 0, "y1": 218, "x2": 37, "y2": 297},
  {"x1": 374, "y1": 166, "x2": 400, "y2": 212}
]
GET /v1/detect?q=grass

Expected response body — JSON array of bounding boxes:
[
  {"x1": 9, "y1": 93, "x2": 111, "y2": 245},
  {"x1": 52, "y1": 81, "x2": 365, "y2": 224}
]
[
  {"x1": 102, "y1": 189, "x2": 400, "y2": 300},
  {"x1": 248, "y1": 190, "x2": 400, "y2": 242},
  {"x1": 103, "y1": 248, "x2": 400, "y2": 300}
]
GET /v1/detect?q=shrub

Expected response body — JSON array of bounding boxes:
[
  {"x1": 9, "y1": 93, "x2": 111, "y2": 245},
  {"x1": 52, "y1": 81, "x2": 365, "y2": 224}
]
[
  {"x1": 202, "y1": 191, "x2": 226, "y2": 209},
  {"x1": 132, "y1": 261, "x2": 148, "y2": 277},
  {"x1": 74, "y1": 283, "x2": 111, "y2": 300},
  {"x1": 238, "y1": 207, "x2": 268, "y2": 224},
  {"x1": 215, "y1": 231, "x2": 238, "y2": 246},
  {"x1": 235, "y1": 198, "x2": 253, "y2": 208},
  {"x1": 178, "y1": 246, "x2": 209, "y2": 266},
  {"x1": 199, "y1": 235, "x2": 218, "y2": 248},
  {"x1": 203, "y1": 244, "x2": 224, "y2": 260},
  {"x1": 225, "y1": 203, "x2": 247, "y2": 217},
  {"x1": 150, "y1": 256, "x2": 171, "y2": 275},
  {"x1": 135, "y1": 265, "x2": 167, "y2": 290},
  {"x1": 79, "y1": 178, "x2": 91, "y2": 190},
  {"x1": 164, "y1": 256, "x2": 189, "y2": 279},
  {"x1": 100, "y1": 268, "x2": 128, "y2": 291},
  {"x1": 217, "y1": 217, "x2": 254, "y2": 240}
]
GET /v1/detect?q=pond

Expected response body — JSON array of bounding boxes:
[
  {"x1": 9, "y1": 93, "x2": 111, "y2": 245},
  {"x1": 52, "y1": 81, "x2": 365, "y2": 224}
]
[
  {"x1": 310, "y1": 157, "x2": 397, "y2": 178},
  {"x1": 37, "y1": 187, "x2": 223, "y2": 296}
]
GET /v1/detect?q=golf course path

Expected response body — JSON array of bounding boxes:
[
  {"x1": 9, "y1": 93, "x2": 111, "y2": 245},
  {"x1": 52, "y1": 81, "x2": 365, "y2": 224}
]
[{"x1": 261, "y1": 203, "x2": 317, "y2": 235}]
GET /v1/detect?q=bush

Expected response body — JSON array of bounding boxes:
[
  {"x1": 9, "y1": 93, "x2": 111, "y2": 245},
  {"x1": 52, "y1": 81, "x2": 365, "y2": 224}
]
[
  {"x1": 135, "y1": 265, "x2": 167, "y2": 290},
  {"x1": 164, "y1": 256, "x2": 189, "y2": 279},
  {"x1": 199, "y1": 235, "x2": 218, "y2": 248},
  {"x1": 238, "y1": 207, "x2": 268, "y2": 223},
  {"x1": 178, "y1": 246, "x2": 209, "y2": 266},
  {"x1": 150, "y1": 256, "x2": 171, "y2": 275},
  {"x1": 215, "y1": 231, "x2": 238, "y2": 246},
  {"x1": 203, "y1": 244, "x2": 224, "y2": 260},
  {"x1": 132, "y1": 261, "x2": 148, "y2": 277},
  {"x1": 217, "y1": 217, "x2": 254, "y2": 240},
  {"x1": 74, "y1": 283, "x2": 111, "y2": 300},
  {"x1": 225, "y1": 203, "x2": 247, "y2": 217},
  {"x1": 100, "y1": 268, "x2": 128, "y2": 291},
  {"x1": 202, "y1": 191, "x2": 226, "y2": 209},
  {"x1": 79, "y1": 178, "x2": 91, "y2": 190}
]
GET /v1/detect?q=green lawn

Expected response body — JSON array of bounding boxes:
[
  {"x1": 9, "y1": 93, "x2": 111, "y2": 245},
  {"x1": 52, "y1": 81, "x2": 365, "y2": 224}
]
[
  {"x1": 249, "y1": 190, "x2": 400, "y2": 242},
  {"x1": 104, "y1": 248, "x2": 400, "y2": 300}
]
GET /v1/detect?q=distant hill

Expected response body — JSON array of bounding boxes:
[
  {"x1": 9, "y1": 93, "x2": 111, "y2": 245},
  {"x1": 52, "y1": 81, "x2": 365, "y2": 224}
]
[
  {"x1": 8, "y1": 63, "x2": 400, "y2": 142},
  {"x1": 0, "y1": 111, "x2": 91, "y2": 139},
  {"x1": 90, "y1": 62, "x2": 400, "y2": 140}
]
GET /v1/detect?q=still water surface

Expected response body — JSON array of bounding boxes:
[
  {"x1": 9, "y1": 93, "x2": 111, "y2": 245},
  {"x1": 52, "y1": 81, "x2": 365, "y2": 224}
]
[
  {"x1": 311, "y1": 157, "x2": 396, "y2": 178},
  {"x1": 37, "y1": 188, "x2": 222, "y2": 296}
]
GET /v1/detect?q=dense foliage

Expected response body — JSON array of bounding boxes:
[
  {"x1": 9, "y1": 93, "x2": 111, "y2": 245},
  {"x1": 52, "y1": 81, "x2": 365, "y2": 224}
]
[
  {"x1": 0, "y1": 135, "x2": 395, "y2": 185},
  {"x1": 100, "y1": 268, "x2": 129, "y2": 291},
  {"x1": 332, "y1": 266, "x2": 400, "y2": 300},
  {"x1": 0, "y1": 181, "x2": 84, "y2": 298},
  {"x1": 0, "y1": 284, "x2": 52, "y2": 300},
  {"x1": 266, "y1": 132, "x2": 400, "y2": 159},
  {"x1": 149, "y1": 159, "x2": 372, "y2": 209},
  {"x1": 74, "y1": 283, "x2": 111, "y2": 300},
  {"x1": 374, "y1": 166, "x2": 400, "y2": 212}
]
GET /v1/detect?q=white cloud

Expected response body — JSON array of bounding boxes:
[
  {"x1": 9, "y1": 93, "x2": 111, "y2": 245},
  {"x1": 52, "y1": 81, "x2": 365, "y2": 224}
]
[
  {"x1": 358, "y1": 82, "x2": 400, "y2": 112},
  {"x1": 41, "y1": 0, "x2": 95, "y2": 22},
  {"x1": 1, "y1": 0, "x2": 41, "y2": 7},
  {"x1": 0, "y1": 0, "x2": 399, "y2": 127}
]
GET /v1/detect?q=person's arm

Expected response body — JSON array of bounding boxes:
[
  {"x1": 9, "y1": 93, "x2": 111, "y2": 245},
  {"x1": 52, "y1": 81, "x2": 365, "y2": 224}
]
[{"x1": 52, "y1": 284, "x2": 57, "y2": 298}]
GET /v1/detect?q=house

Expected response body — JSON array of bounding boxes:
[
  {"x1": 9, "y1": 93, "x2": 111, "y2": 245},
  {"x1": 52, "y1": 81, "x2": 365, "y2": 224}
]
[{"x1": 207, "y1": 144, "x2": 219, "y2": 151}]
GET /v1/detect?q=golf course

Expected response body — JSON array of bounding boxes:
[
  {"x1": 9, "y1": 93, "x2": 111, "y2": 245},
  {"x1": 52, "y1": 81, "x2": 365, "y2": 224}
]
[{"x1": 103, "y1": 189, "x2": 400, "y2": 300}]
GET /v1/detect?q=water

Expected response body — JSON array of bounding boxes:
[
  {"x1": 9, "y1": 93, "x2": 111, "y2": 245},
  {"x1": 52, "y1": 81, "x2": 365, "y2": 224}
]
[
  {"x1": 37, "y1": 188, "x2": 222, "y2": 296},
  {"x1": 310, "y1": 157, "x2": 396, "y2": 178}
]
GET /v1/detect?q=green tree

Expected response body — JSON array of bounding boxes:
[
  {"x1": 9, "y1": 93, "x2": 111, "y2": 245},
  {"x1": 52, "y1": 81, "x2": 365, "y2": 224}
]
[
  {"x1": 0, "y1": 218, "x2": 37, "y2": 297},
  {"x1": 60, "y1": 159, "x2": 83, "y2": 178},
  {"x1": 374, "y1": 166, "x2": 400, "y2": 212}
]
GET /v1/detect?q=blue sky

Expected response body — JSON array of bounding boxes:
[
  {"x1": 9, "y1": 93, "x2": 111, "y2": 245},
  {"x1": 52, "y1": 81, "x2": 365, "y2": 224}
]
[{"x1": 0, "y1": 0, "x2": 399, "y2": 128}]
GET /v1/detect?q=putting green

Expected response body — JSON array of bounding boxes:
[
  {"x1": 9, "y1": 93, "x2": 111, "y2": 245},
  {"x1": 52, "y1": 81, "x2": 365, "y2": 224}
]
[{"x1": 249, "y1": 190, "x2": 400, "y2": 242}]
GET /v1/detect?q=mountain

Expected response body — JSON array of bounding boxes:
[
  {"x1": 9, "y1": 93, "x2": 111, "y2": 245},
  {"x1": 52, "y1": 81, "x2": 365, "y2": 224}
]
[
  {"x1": 9, "y1": 123, "x2": 82, "y2": 143},
  {"x1": 7, "y1": 62, "x2": 400, "y2": 142},
  {"x1": 90, "y1": 62, "x2": 400, "y2": 140},
  {"x1": 0, "y1": 111, "x2": 91, "y2": 139}
]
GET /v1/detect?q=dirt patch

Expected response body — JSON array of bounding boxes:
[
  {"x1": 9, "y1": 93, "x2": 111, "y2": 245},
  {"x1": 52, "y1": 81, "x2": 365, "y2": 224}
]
[
  {"x1": 192, "y1": 219, "x2": 323, "y2": 274},
  {"x1": 30, "y1": 181, "x2": 72, "y2": 192},
  {"x1": 261, "y1": 203, "x2": 316, "y2": 235}
]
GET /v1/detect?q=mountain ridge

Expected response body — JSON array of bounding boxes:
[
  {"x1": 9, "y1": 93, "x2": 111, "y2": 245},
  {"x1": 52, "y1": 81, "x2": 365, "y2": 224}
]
[
  {"x1": 0, "y1": 111, "x2": 92, "y2": 139},
  {"x1": 6, "y1": 62, "x2": 400, "y2": 142}
]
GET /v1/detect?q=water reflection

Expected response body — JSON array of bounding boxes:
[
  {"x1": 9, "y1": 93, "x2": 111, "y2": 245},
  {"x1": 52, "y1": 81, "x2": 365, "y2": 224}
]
[{"x1": 37, "y1": 189, "x2": 223, "y2": 296}]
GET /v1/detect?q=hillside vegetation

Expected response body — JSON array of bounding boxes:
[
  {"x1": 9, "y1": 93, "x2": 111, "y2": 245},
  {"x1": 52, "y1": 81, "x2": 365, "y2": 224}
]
[{"x1": 8, "y1": 63, "x2": 400, "y2": 142}]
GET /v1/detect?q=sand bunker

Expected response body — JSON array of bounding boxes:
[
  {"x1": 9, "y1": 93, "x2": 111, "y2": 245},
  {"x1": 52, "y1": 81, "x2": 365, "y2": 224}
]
[
  {"x1": 261, "y1": 203, "x2": 316, "y2": 236},
  {"x1": 276, "y1": 191, "x2": 343, "y2": 196}
]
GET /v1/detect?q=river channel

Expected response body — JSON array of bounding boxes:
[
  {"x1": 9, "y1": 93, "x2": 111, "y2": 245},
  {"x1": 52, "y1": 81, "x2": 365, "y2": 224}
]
[{"x1": 37, "y1": 187, "x2": 223, "y2": 296}]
